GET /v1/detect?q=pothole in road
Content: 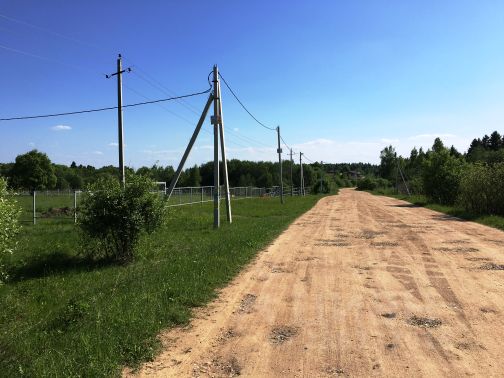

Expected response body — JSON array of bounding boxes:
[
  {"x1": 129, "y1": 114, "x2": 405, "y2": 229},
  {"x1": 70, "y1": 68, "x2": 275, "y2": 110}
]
[
  {"x1": 359, "y1": 230, "x2": 385, "y2": 239},
  {"x1": 385, "y1": 343, "x2": 396, "y2": 350},
  {"x1": 480, "y1": 263, "x2": 504, "y2": 270},
  {"x1": 442, "y1": 239, "x2": 470, "y2": 244},
  {"x1": 381, "y1": 312, "x2": 396, "y2": 319},
  {"x1": 465, "y1": 257, "x2": 491, "y2": 262},
  {"x1": 271, "y1": 266, "x2": 292, "y2": 273},
  {"x1": 238, "y1": 294, "x2": 256, "y2": 314},
  {"x1": 270, "y1": 325, "x2": 298, "y2": 344},
  {"x1": 480, "y1": 307, "x2": 498, "y2": 314},
  {"x1": 407, "y1": 315, "x2": 442, "y2": 328},
  {"x1": 370, "y1": 241, "x2": 399, "y2": 248},
  {"x1": 316, "y1": 239, "x2": 351, "y2": 247},
  {"x1": 433, "y1": 247, "x2": 479, "y2": 253}
]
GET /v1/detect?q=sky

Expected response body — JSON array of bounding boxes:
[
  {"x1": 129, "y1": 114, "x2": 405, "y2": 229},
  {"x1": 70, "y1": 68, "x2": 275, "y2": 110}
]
[{"x1": 1, "y1": 1, "x2": 503, "y2": 168}]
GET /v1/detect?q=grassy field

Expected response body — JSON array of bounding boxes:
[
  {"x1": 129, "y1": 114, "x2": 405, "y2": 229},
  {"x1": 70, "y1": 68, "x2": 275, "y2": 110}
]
[
  {"x1": 0, "y1": 195, "x2": 322, "y2": 377},
  {"x1": 371, "y1": 189, "x2": 504, "y2": 231}
]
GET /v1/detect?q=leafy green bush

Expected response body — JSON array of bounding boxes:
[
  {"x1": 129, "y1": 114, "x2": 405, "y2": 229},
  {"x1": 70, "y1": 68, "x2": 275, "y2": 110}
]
[
  {"x1": 0, "y1": 177, "x2": 21, "y2": 282},
  {"x1": 312, "y1": 179, "x2": 331, "y2": 194},
  {"x1": 356, "y1": 177, "x2": 377, "y2": 191},
  {"x1": 459, "y1": 163, "x2": 504, "y2": 215},
  {"x1": 78, "y1": 175, "x2": 165, "y2": 263},
  {"x1": 422, "y1": 148, "x2": 466, "y2": 205}
]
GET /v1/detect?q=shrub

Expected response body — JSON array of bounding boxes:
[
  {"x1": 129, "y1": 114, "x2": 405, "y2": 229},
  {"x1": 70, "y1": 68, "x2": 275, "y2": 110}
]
[
  {"x1": 0, "y1": 177, "x2": 21, "y2": 282},
  {"x1": 356, "y1": 177, "x2": 377, "y2": 191},
  {"x1": 459, "y1": 163, "x2": 504, "y2": 216},
  {"x1": 312, "y1": 179, "x2": 331, "y2": 194},
  {"x1": 78, "y1": 175, "x2": 165, "y2": 263},
  {"x1": 422, "y1": 149, "x2": 466, "y2": 205}
]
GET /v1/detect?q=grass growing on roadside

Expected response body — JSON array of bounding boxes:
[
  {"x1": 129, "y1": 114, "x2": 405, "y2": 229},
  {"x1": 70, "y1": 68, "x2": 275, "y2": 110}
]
[
  {"x1": 0, "y1": 195, "x2": 322, "y2": 377},
  {"x1": 371, "y1": 189, "x2": 504, "y2": 231}
]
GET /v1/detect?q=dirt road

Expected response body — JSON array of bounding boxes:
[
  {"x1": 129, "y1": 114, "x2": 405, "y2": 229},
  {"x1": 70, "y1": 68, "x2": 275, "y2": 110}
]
[{"x1": 128, "y1": 189, "x2": 504, "y2": 377}]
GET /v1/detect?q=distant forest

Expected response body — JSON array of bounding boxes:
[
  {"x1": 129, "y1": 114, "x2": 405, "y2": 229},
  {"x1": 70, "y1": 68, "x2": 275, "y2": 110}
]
[{"x1": 0, "y1": 150, "x2": 378, "y2": 191}]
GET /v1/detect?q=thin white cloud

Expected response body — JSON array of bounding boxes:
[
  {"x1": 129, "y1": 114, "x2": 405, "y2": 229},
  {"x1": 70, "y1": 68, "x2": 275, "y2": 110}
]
[
  {"x1": 380, "y1": 138, "x2": 399, "y2": 144},
  {"x1": 408, "y1": 133, "x2": 456, "y2": 140},
  {"x1": 91, "y1": 151, "x2": 103, "y2": 155},
  {"x1": 51, "y1": 125, "x2": 72, "y2": 131},
  {"x1": 108, "y1": 142, "x2": 119, "y2": 147}
]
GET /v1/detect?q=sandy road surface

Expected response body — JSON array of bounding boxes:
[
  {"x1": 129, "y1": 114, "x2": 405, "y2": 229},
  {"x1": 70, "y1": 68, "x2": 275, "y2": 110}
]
[{"x1": 128, "y1": 189, "x2": 504, "y2": 377}]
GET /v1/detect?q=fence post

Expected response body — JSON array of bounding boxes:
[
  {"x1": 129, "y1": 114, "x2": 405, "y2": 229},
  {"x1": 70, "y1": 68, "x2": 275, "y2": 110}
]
[
  {"x1": 33, "y1": 190, "x2": 36, "y2": 225},
  {"x1": 74, "y1": 190, "x2": 78, "y2": 224}
]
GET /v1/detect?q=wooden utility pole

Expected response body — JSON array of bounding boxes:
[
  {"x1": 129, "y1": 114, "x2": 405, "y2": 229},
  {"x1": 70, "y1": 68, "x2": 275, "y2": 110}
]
[
  {"x1": 106, "y1": 54, "x2": 131, "y2": 187},
  {"x1": 276, "y1": 126, "x2": 284, "y2": 204}
]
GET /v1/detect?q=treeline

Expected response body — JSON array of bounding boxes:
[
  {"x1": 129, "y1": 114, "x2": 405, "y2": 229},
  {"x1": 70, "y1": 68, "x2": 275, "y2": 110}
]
[
  {"x1": 360, "y1": 130, "x2": 504, "y2": 216},
  {"x1": 0, "y1": 149, "x2": 374, "y2": 192}
]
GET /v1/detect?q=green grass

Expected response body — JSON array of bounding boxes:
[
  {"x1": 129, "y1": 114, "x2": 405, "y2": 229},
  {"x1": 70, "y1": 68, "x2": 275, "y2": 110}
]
[
  {"x1": 0, "y1": 195, "x2": 322, "y2": 377},
  {"x1": 370, "y1": 189, "x2": 504, "y2": 231}
]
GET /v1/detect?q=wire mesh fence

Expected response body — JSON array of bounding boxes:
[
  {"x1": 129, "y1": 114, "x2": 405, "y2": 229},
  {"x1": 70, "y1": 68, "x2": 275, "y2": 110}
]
[
  {"x1": 8, "y1": 186, "x2": 308, "y2": 225},
  {"x1": 8, "y1": 190, "x2": 81, "y2": 225}
]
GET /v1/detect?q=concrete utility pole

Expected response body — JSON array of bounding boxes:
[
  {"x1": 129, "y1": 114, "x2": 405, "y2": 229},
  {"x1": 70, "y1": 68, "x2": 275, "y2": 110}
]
[
  {"x1": 212, "y1": 65, "x2": 220, "y2": 228},
  {"x1": 216, "y1": 66, "x2": 232, "y2": 222},
  {"x1": 276, "y1": 126, "x2": 284, "y2": 204},
  {"x1": 106, "y1": 54, "x2": 131, "y2": 188},
  {"x1": 300, "y1": 152, "x2": 305, "y2": 196},
  {"x1": 320, "y1": 161, "x2": 324, "y2": 192},
  {"x1": 290, "y1": 148, "x2": 293, "y2": 196}
]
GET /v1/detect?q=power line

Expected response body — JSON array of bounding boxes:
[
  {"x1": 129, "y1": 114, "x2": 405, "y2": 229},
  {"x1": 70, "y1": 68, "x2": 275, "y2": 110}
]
[
  {"x1": 0, "y1": 87, "x2": 212, "y2": 121},
  {"x1": 218, "y1": 72, "x2": 276, "y2": 131},
  {"x1": 303, "y1": 154, "x2": 315, "y2": 163},
  {"x1": 0, "y1": 12, "x2": 109, "y2": 55}
]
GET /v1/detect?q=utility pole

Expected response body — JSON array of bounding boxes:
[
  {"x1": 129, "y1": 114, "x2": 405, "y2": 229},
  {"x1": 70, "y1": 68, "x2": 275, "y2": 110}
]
[
  {"x1": 276, "y1": 126, "x2": 284, "y2": 204},
  {"x1": 216, "y1": 65, "x2": 232, "y2": 222},
  {"x1": 106, "y1": 54, "x2": 131, "y2": 188},
  {"x1": 290, "y1": 148, "x2": 293, "y2": 196},
  {"x1": 300, "y1": 152, "x2": 305, "y2": 196},
  {"x1": 212, "y1": 65, "x2": 220, "y2": 228},
  {"x1": 320, "y1": 161, "x2": 323, "y2": 192}
]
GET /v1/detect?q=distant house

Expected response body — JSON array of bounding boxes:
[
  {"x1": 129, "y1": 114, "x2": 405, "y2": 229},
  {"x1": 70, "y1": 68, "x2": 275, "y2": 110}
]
[{"x1": 346, "y1": 171, "x2": 363, "y2": 180}]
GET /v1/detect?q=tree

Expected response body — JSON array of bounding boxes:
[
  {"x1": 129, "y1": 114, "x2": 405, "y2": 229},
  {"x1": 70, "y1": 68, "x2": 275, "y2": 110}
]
[
  {"x1": 10, "y1": 150, "x2": 57, "y2": 191},
  {"x1": 489, "y1": 131, "x2": 502, "y2": 151},
  {"x1": 187, "y1": 165, "x2": 201, "y2": 186},
  {"x1": 379, "y1": 145, "x2": 397, "y2": 181},
  {"x1": 422, "y1": 145, "x2": 466, "y2": 205}
]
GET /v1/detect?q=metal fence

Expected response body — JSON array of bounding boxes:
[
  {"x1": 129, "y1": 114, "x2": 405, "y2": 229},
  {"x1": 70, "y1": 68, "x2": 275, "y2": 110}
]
[{"x1": 9, "y1": 186, "x2": 309, "y2": 225}]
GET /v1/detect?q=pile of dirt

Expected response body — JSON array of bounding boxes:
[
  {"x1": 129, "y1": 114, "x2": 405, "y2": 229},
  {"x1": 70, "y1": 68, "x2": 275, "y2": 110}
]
[{"x1": 41, "y1": 207, "x2": 73, "y2": 218}]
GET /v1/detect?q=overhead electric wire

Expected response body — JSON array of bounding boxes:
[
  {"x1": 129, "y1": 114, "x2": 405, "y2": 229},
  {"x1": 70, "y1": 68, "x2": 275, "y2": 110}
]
[
  {"x1": 0, "y1": 86, "x2": 212, "y2": 121},
  {"x1": 130, "y1": 67, "x2": 201, "y2": 116},
  {"x1": 303, "y1": 154, "x2": 315, "y2": 163},
  {"x1": 123, "y1": 83, "x2": 197, "y2": 126},
  {"x1": 218, "y1": 72, "x2": 276, "y2": 131}
]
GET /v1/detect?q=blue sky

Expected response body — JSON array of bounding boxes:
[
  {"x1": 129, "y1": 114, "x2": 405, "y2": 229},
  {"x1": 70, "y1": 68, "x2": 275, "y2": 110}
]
[{"x1": 1, "y1": 1, "x2": 503, "y2": 167}]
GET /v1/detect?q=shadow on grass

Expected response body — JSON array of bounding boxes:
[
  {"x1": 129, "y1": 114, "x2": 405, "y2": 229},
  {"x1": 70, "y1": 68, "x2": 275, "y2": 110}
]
[
  {"x1": 388, "y1": 203, "x2": 422, "y2": 208},
  {"x1": 9, "y1": 252, "x2": 117, "y2": 283}
]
